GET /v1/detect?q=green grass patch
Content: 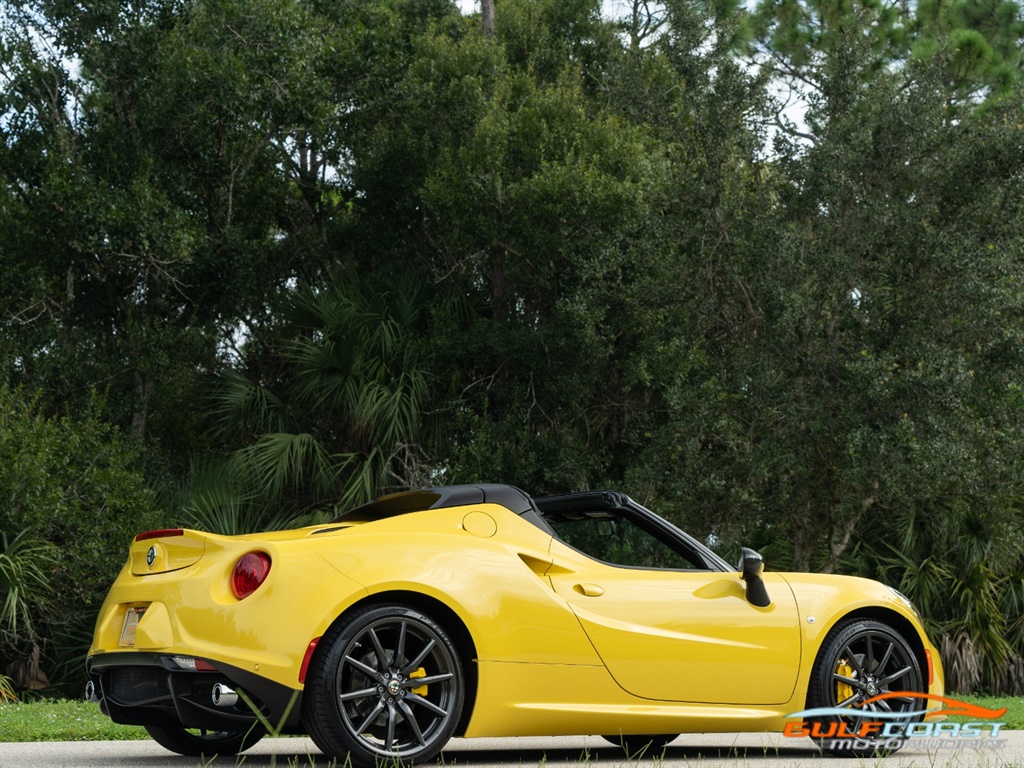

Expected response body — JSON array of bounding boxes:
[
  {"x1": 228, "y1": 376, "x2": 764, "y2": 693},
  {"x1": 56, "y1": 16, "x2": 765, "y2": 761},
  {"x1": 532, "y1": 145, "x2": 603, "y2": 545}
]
[
  {"x1": 0, "y1": 698, "x2": 146, "y2": 742},
  {"x1": 945, "y1": 693, "x2": 1024, "y2": 729}
]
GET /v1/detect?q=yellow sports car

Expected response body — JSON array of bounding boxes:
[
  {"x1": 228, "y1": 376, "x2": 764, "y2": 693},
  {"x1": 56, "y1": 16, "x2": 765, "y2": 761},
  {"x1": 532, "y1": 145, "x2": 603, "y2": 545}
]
[{"x1": 86, "y1": 484, "x2": 944, "y2": 763}]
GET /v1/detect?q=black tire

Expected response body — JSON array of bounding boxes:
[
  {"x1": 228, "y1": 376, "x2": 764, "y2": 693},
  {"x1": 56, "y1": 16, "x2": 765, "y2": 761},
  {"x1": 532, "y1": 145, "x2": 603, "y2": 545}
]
[
  {"x1": 807, "y1": 618, "x2": 925, "y2": 758},
  {"x1": 144, "y1": 723, "x2": 264, "y2": 756},
  {"x1": 601, "y1": 734, "x2": 677, "y2": 755},
  {"x1": 303, "y1": 603, "x2": 465, "y2": 767}
]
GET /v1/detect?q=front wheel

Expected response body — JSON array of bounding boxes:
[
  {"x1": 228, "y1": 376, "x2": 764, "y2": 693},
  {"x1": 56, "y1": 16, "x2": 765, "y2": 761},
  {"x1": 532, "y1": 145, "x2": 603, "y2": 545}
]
[
  {"x1": 303, "y1": 603, "x2": 465, "y2": 767},
  {"x1": 144, "y1": 723, "x2": 264, "y2": 756},
  {"x1": 807, "y1": 618, "x2": 925, "y2": 758}
]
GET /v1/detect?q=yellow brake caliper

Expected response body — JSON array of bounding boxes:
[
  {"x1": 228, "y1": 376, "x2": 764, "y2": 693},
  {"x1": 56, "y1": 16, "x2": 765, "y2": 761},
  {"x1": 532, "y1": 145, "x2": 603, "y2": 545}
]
[
  {"x1": 410, "y1": 667, "x2": 428, "y2": 696},
  {"x1": 836, "y1": 660, "x2": 854, "y2": 703}
]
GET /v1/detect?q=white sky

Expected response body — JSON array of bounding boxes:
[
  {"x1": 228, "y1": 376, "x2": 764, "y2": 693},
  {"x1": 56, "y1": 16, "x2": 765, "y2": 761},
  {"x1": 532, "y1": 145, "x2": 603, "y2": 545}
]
[{"x1": 457, "y1": 1, "x2": 635, "y2": 19}]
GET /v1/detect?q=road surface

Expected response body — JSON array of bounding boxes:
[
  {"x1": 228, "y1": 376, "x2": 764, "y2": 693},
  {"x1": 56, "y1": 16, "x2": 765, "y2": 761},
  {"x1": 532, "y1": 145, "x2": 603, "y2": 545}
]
[{"x1": 0, "y1": 733, "x2": 1019, "y2": 768}]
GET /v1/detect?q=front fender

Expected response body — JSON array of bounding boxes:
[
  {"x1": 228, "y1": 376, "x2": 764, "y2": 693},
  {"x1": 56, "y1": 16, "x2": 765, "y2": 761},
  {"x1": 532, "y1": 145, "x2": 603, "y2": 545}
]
[{"x1": 779, "y1": 573, "x2": 944, "y2": 707}]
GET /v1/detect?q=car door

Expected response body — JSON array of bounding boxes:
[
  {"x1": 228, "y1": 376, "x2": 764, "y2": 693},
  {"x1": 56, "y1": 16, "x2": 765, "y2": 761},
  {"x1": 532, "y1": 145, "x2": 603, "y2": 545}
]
[{"x1": 542, "y1": 509, "x2": 801, "y2": 706}]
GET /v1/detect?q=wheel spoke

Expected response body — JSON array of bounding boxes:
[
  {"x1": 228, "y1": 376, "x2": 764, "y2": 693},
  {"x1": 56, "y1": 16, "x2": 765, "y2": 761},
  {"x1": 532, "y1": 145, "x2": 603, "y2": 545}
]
[
  {"x1": 832, "y1": 673, "x2": 864, "y2": 690},
  {"x1": 401, "y1": 638, "x2": 436, "y2": 675},
  {"x1": 368, "y1": 627, "x2": 389, "y2": 670},
  {"x1": 876, "y1": 641, "x2": 895, "y2": 674},
  {"x1": 404, "y1": 672, "x2": 453, "y2": 688},
  {"x1": 344, "y1": 655, "x2": 380, "y2": 679},
  {"x1": 878, "y1": 665, "x2": 912, "y2": 687},
  {"x1": 384, "y1": 702, "x2": 396, "y2": 751},
  {"x1": 354, "y1": 700, "x2": 385, "y2": 736},
  {"x1": 395, "y1": 620, "x2": 408, "y2": 667},
  {"x1": 405, "y1": 691, "x2": 448, "y2": 717},
  {"x1": 886, "y1": 693, "x2": 918, "y2": 706},
  {"x1": 398, "y1": 699, "x2": 427, "y2": 746},
  {"x1": 339, "y1": 686, "x2": 379, "y2": 702},
  {"x1": 875, "y1": 698, "x2": 894, "y2": 713},
  {"x1": 836, "y1": 692, "x2": 860, "y2": 708},
  {"x1": 865, "y1": 633, "x2": 875, "y2": 672}
]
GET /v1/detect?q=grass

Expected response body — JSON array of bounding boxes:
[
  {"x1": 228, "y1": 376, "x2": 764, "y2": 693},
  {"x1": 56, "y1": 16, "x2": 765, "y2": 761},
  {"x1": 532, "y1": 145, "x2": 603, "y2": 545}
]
[
  {"x1": 0, "y1": 693, "x2": 1021, "y2": 743},
  {"x1": 946, "y1": 693, "x2": 1024, "y2": 729},
  {"x1": 0, "y1": 698, "x2": 146, "y2": 742}
]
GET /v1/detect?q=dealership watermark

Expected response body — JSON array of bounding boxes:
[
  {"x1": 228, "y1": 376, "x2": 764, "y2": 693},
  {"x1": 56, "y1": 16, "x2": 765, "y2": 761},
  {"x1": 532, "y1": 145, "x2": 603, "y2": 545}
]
[{"x1": 784, "y1": 693, "x2": 1008, "y2": 751}]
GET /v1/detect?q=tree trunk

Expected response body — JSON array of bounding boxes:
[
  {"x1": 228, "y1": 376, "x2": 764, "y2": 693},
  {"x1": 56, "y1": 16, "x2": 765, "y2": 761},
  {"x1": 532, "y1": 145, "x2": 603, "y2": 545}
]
[{"x1": 481, "y1": 0, "x2": 495, "y2": 38}]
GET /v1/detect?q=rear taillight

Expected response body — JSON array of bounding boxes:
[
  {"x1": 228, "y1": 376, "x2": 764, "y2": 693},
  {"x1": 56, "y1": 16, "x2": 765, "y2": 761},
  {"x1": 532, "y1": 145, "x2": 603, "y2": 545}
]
[
  {"x1": 172, "y1": 656, "x2": 217, "y2": 671},
  {"x1": 135, "y1": 528, "x2": 184, "y2": 541},
  {"x1": 231, "y1": 552, "x2": 271, "y2": 599}
]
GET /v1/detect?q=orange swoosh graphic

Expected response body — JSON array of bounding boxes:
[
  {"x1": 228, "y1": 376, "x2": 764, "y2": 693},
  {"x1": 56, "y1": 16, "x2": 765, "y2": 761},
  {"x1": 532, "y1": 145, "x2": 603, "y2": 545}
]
[{"x1": 860, "y1": 692, "x2": 1007, "y2": 719}]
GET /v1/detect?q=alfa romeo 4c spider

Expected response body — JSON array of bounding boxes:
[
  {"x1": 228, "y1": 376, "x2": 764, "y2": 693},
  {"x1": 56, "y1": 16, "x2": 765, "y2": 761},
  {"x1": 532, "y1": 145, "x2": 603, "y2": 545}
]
[{"x1": 87, "y1": 484, "x2": 943, "y2": 763}]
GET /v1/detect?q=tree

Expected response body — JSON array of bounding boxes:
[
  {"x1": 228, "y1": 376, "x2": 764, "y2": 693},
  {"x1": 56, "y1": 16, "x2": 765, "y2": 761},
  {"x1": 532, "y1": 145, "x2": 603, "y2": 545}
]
[
  {"x1": 693, "y1": 12, "x2": 1024, "y2": 687},
  {"x1": 750, "y1": 0, "x2": 1024, "y2": 121},
  {"x1": 190, "y1": 275, "x2": 435, "y2": 526},
  {"x1": 0, "y1": 386, "x2": 161, "y2": 695},
  {"x1": 0, "y1": 0, "x2": 346, "y2": 470}
]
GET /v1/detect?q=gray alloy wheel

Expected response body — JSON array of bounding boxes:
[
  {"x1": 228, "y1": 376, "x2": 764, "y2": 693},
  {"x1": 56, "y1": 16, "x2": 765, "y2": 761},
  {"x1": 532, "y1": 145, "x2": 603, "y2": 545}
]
[
  {"x1": 807, "y1": 618, "x2": 925, "y2": 758},
  {"x1": 303, "y1": 603, "x2": 465, "y2": 767}
]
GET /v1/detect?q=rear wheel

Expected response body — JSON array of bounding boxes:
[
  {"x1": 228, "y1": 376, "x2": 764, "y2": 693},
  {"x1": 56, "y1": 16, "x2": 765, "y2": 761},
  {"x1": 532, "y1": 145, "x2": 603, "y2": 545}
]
[
  {"x1": 807, "y1": 618, "x2": 925, "y2": 758},
  {"x1": 144, "y1": 723, "x2": 264, "y2": 756},
  {"x1": 303, "y1": 603, "x2": 465, "y2": 767}
]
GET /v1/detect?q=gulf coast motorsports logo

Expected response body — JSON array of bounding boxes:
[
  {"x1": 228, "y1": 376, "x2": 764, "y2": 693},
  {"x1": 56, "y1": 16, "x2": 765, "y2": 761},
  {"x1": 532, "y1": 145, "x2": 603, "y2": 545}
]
[{"x1": 784, "y1": 693, "x2": 1008, "y2": 751}]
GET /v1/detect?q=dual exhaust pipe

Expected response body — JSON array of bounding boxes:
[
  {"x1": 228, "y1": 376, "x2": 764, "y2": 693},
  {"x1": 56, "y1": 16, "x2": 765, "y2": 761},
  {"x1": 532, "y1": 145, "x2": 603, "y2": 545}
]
[{"x1": 84, "y1": 679, "x2": 240, "y2": 708}]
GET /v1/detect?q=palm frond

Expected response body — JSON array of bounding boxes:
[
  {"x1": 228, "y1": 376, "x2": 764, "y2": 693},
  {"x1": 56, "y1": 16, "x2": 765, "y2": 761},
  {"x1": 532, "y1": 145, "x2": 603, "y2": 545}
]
[
  {"x1": 188, "y1": 274, "x2": 433, "y2": 534},
  {"x1": 0, "y1": 674, "x2": 16, "y2": 703},
  {"x1": 0, "y1": 529, "x2": 55, "y2": 645},
  {"x1": 209, "y1": 369, "x2": 292, "y2": 439},
  {"x1": 941, "y1": 630, "x2": 982, "y2": 694},
  {"x1": 239, "y1": 432, "x2": 336, "y2": 502}
]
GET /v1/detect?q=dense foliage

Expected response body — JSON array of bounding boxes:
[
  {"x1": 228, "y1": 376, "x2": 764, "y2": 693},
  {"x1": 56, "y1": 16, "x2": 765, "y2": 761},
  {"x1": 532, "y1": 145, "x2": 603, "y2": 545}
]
[
  {"x1": 0, "y1": 387, "x2": 161, "y2": 693},
  {"x1": 1, "y1": 0, "x2": 1023, "y2": 695}
]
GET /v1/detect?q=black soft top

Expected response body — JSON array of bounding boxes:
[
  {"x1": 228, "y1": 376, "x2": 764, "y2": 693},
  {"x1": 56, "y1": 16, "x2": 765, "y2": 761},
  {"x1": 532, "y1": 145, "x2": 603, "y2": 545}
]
[{"x1": 332, "y1": 483, "x2": 554, "y2": 533}]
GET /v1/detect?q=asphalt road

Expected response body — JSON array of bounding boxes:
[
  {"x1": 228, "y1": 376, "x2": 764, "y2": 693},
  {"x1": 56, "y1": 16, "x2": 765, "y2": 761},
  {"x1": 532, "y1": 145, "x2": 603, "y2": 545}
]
[{"x1": 1, "y1": 733, "x2": 1020, "y2": 768}]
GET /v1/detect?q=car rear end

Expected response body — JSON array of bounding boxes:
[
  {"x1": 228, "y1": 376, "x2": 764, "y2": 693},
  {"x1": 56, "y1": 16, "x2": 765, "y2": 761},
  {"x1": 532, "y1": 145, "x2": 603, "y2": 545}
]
[{"x1": 86, "y1": 526, "x2": 366, "y2": 737}]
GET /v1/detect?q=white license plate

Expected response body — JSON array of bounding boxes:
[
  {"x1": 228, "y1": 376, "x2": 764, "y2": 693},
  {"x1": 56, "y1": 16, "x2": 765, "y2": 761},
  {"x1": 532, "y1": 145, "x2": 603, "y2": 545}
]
[{"x1": 119, "y1": 606, "x2": 146, "y2": 647}]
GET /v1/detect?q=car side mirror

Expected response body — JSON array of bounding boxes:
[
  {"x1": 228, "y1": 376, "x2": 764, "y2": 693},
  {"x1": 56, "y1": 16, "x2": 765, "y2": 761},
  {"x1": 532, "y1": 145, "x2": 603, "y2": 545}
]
[{"x1": 738, "y1": 547, "x2": 771, "y2": 607}]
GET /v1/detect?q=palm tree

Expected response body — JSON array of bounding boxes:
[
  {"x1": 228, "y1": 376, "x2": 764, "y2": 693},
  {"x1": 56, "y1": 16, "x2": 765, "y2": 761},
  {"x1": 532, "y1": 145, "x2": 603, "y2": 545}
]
[
  {"x1": 187, "y1": 276, "x2": 434, "y2": 532},
  {"x1": 859, "y1": 504, "x2": 1024, "y2": 694},
  {"x1": 0, "y1": 529, "x2": 55, "y2": 699}
]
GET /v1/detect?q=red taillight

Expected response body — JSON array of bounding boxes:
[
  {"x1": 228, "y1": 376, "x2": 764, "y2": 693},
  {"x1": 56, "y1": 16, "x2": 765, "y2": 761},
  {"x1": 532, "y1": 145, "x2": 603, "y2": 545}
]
[
  {"x1": 926, "y1": 649, "x2": 934, "y2": 686},
  {"x1": 231, "y1": 552, "x2": 271, "y2": 599},
  {"x1": 135, "y1": 528, "x2": 184, "y2": 541}
]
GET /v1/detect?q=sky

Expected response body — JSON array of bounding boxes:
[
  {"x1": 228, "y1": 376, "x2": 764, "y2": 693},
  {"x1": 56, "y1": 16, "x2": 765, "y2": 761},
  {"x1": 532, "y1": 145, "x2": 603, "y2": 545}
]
[{"x1": 456, "y1": 1, "x2": 635, "y2": 19}]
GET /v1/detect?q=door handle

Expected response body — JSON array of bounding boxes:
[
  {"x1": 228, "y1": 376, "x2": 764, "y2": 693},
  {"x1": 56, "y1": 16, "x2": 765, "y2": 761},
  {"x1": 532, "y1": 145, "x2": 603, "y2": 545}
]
[{"x1": 573, "y1": 583, "x2": 605, "y2": 597}]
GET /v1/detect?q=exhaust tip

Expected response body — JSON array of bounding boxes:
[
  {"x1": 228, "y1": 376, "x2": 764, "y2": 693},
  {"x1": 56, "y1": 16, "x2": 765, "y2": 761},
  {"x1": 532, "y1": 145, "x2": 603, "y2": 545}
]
[
  {"x1": 212, "y1": 683, "x2": 239, "y2": 708},
  {"x1": 84, "y1": 680, "x2": 100, "y2": 703}
]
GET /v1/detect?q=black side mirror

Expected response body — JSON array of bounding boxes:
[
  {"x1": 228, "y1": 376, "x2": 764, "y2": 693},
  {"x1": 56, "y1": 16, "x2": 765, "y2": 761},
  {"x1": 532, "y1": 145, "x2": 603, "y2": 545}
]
[{"x1": 738, "y1": 547, "x2": 772, "y2": 607}]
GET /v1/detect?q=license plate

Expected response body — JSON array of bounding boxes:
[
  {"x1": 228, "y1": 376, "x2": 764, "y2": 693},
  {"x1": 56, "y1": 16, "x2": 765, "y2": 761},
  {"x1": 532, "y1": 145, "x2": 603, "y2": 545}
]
[{"x1": 119, "y1": 606, "x2": 146, "y2": 647}]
